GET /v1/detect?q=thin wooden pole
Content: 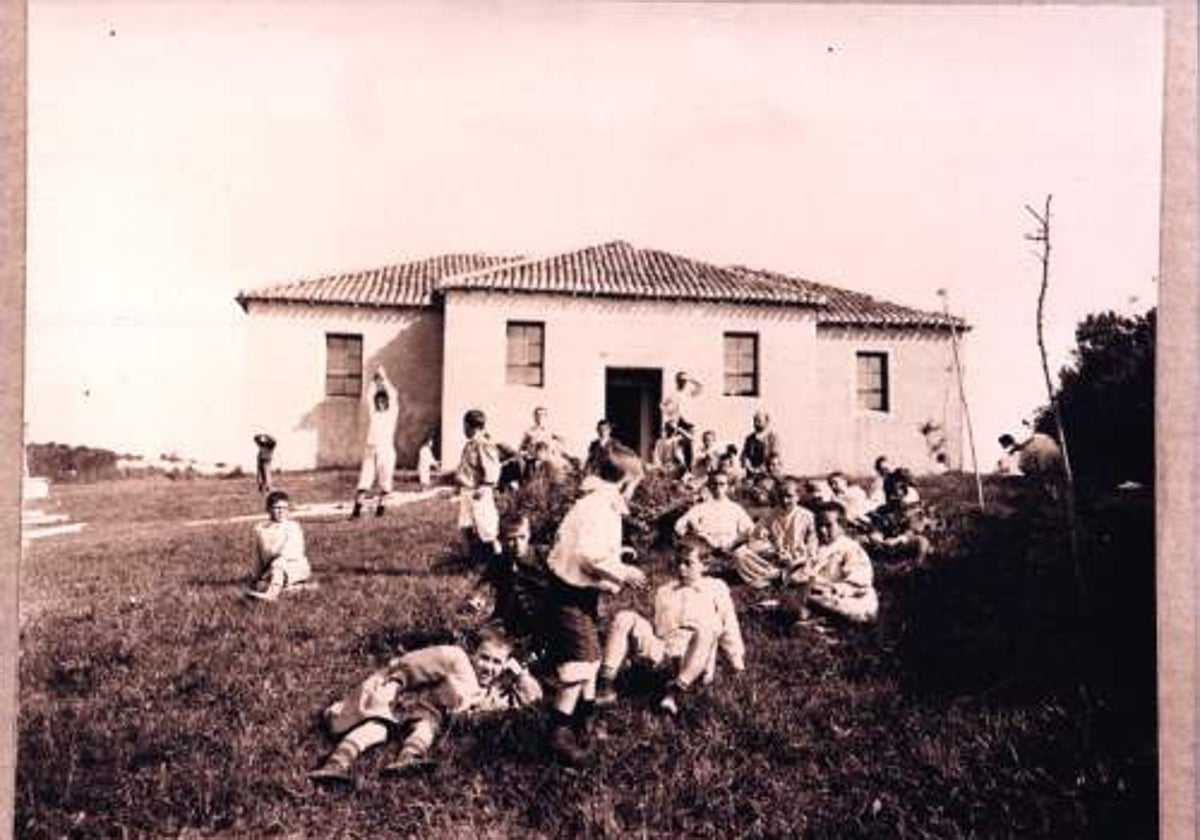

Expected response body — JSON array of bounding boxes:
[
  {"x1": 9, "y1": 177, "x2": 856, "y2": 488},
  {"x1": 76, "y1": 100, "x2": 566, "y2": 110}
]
[{"x1": 938, "y1": 289, "x2": 984, "y2": 510}]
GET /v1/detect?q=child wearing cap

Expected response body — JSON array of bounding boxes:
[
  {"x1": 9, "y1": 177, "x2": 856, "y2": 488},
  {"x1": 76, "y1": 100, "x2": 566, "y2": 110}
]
[
  {"x1": 456, "y1": 409, "x2": 503, "y2": 563},
  {"x1": 596, "y1": 535, "x2": 745, "y2": 715},
  {"x1": 309, "y1": 628, "x2": 542, "y2": 785},
  {"x1": 245, "y1": 490, "x2": 311, "y2": 602},
  {"x1": 542, "y1": 457, "x2": 647, "y2": 766}
]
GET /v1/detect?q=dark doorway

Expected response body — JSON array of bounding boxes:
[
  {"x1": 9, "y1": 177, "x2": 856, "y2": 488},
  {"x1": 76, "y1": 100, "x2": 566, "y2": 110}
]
[{"x1": 604, "y1": 368, "x2": 663, "y2": 461}]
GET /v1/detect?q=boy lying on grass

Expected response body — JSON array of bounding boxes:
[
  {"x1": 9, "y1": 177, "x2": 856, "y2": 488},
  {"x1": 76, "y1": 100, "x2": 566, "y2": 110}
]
[
  {"x1": 245, "y1": 490, "x2": 312, "y2": 602},
  {"x1": 309, "y1": 627, "x2": 542, "y2": 786},
  {"x1": 596, "y1": 535, "x2": 745, "y2": 715},
  {"x1": 807, "y1": 502, "x2": 879, "y2": 624}
]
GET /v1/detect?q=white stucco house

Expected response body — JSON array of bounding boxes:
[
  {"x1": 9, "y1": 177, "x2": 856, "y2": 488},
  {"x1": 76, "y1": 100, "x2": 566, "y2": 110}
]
[{"x1": 236, "y1": 241, "x2": 968, "y2": 476}]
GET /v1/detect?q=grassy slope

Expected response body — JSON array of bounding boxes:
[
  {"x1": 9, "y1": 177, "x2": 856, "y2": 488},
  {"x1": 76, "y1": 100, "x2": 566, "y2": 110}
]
[{"x1": 17, "y1": 473, "x2": 1156, "y2": 839}]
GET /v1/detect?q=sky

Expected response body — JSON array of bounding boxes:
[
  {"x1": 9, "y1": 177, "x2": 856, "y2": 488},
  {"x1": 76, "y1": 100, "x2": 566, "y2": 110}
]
[{"x1": 25, "y1": 2, "x2": 1163, "y2": 468}]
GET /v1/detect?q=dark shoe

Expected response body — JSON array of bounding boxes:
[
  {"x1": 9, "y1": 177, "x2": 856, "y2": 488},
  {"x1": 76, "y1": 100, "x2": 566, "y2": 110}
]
[
  {"x1": 594, "y1": 682, "x2": 618, "y2": 708},
  {"x1": 349, "y1": 504, "x2": 363, "y2": 521},
  {"x1": 381, "y1": 752, "x2": 435, "y2": 777},
  {"x1": 548, "y1": 725, "x2": 590, "y2": 767},
  {"x1": 375, "y1": 504, "x2": 386, "y2": 518},
  {"x1": 309, "y1": 759, "x2": 353, "y2": 787}
]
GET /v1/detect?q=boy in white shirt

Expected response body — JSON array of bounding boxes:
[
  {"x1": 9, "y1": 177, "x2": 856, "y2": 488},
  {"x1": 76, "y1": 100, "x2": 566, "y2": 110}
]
[
  {"x1": 351, "y1": 367, "x2": 400, "y2": 519},
  {"x1": 246, "y1": 490, "x2": 311, "y2": 601},
  {"x1": 416, "y1": 435, "x2": 440, "y2": 489},
  {"x1": 309, "y1": 628, "x2": 542, "y2": 785},
  {"x1": 595, "y1": 536, "x2": 745, "y2": 714},
  {"x1": 543, "y1": 458, "x2": 647, "y2": 765},
  {"x1": 673, "y1": 472, "x2": 755, "y2": 556},
  {"x1": 732, "y1": 478, "x2": 817, "y2": 590},
  {"x1": 808, "y1": 502, "x2": 879, "y2": 624}
]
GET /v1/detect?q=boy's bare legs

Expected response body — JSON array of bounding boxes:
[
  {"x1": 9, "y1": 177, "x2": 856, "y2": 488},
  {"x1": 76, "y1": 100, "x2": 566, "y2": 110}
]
[
  {"x1": 596, "y1": 610, "x2": 649, "y2": 705},
  {"x1": 549, "y1": 662, "x2": 599, "y2": 766}
]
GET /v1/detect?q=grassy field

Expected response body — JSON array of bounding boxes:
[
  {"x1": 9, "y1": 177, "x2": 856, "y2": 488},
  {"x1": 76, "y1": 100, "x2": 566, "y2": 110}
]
[{"x1": 17, "y1": 471, "x2": 1156, "y2": 838}]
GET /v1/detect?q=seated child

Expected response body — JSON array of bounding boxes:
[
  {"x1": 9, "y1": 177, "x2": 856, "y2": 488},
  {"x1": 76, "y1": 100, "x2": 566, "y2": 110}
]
[
  {"x1": 246, "y1": 490, "x2": 311, "y2": 602},
  {"x1": 827, "y1": 471, "x2": 871, "y2": 525},
  {"x1": 651, "y1": 423, "x2": 688, "y2": 479},
  {"x1": 863, "y1": 468, "x2": 931, "y2": 565},
  {"x1": 691, "y1": 429, "x2": 723, "y2": 479},
  {"x1": 309, "y1": 628, "x2": 542, "y2": 785},
  {"x1": 673, "y1": 471, "x2": 755, "y2": 558},
  {"x1": 745, "y1": 452, "x2": 789, "y2": 507},
  {"x1": 732, "y1": 478, "x2": 817, "y2": 590},
  {"x1": 807, "y1": 502, "x2": 880, "y2": 624},
  {"x1": 462, "y1": 513, "x2": 550, "y2": 653},
  {"x1": 596, "y1": 535, "x2": 745, "y2": 714}
]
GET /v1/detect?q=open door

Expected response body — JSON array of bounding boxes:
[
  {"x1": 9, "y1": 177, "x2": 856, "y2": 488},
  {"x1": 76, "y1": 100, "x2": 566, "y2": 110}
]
[{"x1": 604, "y1": 367, "x2": 663, "y2": 461}]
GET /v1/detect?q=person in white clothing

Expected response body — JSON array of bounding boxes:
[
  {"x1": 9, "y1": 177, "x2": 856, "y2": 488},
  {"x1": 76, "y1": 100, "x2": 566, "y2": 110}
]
[
  {"x1": 417, "y1": 434, "x2": 440, "y2": 489},
  {"x1": 827, "y1": 471, "x2": 872, "y2": 524},
  {"x1": 661, "y1": 371, "x2": 703, "y2": 469},
  {"x1": 732, "y1": 478, "x2": 817, "y2": 589},
  {"x1": 595, "y1": 536, "x2": 745, "y2": 714},
  {"x1": 673, "y1": 472, "x2": 755, "y2": 556},
  {"x1": 807, "y1": 502, "x2": 880, "y2": 624},
  {"x1": 542, "y1": 458, "x2": 647, "y2": 766},
  {"x1": 246, "y1": 490, "x2": 311, "y2": 601},
  {"x1": 351, "y1": 366, "x2": 400, "y2": 519}
]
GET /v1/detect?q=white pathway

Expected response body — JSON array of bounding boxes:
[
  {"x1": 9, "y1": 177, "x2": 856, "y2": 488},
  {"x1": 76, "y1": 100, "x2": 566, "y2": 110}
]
[{"x1": 183, "y1": 487, "x2": 455, "y2": 527}]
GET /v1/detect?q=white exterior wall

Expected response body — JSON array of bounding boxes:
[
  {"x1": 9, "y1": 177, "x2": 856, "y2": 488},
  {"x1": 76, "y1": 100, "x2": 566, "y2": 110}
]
[
  {"x1": 814, "y1": 326, "x2": 965, "y2": 475},
  {"x1": 243, "y1": 301, "x2": 443, "y2": 470},
  {"x1": 441, "y1": 291, "x2": 822, "y2": 470}
]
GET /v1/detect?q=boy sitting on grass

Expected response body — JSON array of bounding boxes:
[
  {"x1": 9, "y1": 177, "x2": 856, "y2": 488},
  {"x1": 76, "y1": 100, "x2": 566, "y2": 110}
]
[
  {"x1": 596, "y1": 535, "x2": 745, "y2": 715},
  {"x1": 863, "y1": 468, "x2": 931, "y2": 566},
  {"x1": 309, "y1": 627, "x2": 542, "y2": 786},
  {"x1": 731, "y1": 478, "x2": 817, "y2": 591},
  {"x1": 461, "y1": 513, "x2": 550, "y2": 655},
  {"x1": 245, "y1": 490, "x2": 311, "y2": 602},
  {"x1": 807, "y1": 502, "x2": 879, "y2": 624},
  {"x1": 673, "y1": 471, "x2": 755, "y2": 560}
]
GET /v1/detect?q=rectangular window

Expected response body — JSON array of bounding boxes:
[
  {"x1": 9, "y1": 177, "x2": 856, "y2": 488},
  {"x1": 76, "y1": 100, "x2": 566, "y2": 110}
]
[
  {"x1": 723, "y1": 332, "x2": 759, "y2": 396},
  {"x1": 325, "y1": 333, "x2": 363, "y2": 398},
  {"x1": 856, "y1": 351, "x2": 890, "y2": 412},
  {"x1": 506, "y1": 321, "x2": 545, "y2": 387}
]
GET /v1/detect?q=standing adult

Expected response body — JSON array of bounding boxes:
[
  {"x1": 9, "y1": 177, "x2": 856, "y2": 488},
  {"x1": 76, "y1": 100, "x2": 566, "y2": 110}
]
[
  {"x1": 660, "y1": 371, "x2": 703, "y2": 469},
  {"x1": 351, "y1": 366, "x2": 400, "y2": 519}
]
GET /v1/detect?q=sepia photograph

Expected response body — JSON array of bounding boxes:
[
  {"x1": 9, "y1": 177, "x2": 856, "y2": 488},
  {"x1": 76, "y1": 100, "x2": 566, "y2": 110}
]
[{"x1": 13, "y1": 2, "x2": 1179, "y2": 837}]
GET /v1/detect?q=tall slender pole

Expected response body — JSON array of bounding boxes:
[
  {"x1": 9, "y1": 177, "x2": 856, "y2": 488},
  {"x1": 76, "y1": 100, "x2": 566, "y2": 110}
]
[{"x1": 937, "y1": 289, "x2": 984, "y2": 510}]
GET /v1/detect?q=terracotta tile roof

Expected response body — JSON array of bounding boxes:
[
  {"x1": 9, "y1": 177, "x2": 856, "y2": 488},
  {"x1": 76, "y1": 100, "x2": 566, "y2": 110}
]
[
  {"x1": 438, "y1": 241, "x2": 830, "y2": 307},
  {"x1": 728, "y1": 266, "x2": 969, "y2": 330},
  {"x1": 235, "y1": 253, "x2": 524, "y2": 311},
  {"x1": 236, "y1": 241, "x2": 967, "y2": 330}
]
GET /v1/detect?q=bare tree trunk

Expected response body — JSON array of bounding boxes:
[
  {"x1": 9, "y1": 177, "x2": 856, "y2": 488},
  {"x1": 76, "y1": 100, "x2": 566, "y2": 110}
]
[{"x1": 1025, "y1": 194, "x2": 1085, "y2": 608}]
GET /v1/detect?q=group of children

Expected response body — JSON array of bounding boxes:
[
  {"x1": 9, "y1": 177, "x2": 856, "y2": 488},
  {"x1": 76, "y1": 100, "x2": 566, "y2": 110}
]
[{"x1": 246, "y1": 396, "x2": 935, "y2": 783}]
